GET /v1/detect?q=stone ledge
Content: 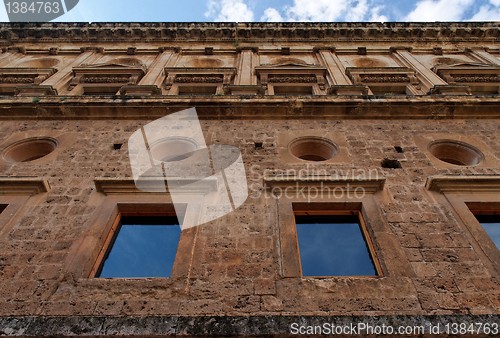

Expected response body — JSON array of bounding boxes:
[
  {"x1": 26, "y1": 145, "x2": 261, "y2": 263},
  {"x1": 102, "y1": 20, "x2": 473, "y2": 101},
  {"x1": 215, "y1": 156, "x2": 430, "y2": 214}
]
[
  {"x1": 94, "y1": 178, "x2": 218, "y2": 195},
  {"x1": 0, "y1": 177, "x2": 50, "y2": 195},
  {"x1": 0, "y1": 96, "x2": 499, "y2": 120},
  {"x1": 0, "y1": 22, "x2": 498, "y2": 43},
  {"x1": 0, "y1": 315, "x2": 498, "y2": 336},
  {"x1": 426, "y1": 175, "x2": 500, "y2": 193}
]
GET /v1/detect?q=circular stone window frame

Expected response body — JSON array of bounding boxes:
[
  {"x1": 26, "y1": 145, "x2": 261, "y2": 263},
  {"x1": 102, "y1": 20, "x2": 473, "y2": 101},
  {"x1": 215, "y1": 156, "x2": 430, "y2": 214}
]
[
  {"x1": 2, "y1": 136, "x2": 59, "y2": 163},
  {"x1": 149, "y1": 136, "x2": 200, "y2": 163},
  {"x1": 288, "y1": 136, "x2": 339, "y2": 162},
  {"x1": 428, "y1": 139, "x2": 485, "y2": 167}
]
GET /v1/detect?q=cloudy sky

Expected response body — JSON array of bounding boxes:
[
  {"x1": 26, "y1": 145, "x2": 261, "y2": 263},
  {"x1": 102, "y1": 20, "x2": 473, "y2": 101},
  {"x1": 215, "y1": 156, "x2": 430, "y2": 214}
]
[{"x1": 0, "y1": 0, "x2": 499, "y2": 22}]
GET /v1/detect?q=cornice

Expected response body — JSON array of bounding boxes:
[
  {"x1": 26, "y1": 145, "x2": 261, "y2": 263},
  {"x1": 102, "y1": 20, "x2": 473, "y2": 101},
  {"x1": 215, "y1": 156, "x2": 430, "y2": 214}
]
[
  {"x1": 426, "y1": 175, "x2": 500, "y2": 193},
  {"x1": 0, "y1": 177, "x2": 50, "y2": 195},
  {"x1": 0, "y1": 22, "x2": 498, "y2": 44},
  {"x1": 94, "y1": 177, "x2": 218, "y2": 195},
  {"x1": 0, "y1": 95, "x2": 498, "y2": 120}
]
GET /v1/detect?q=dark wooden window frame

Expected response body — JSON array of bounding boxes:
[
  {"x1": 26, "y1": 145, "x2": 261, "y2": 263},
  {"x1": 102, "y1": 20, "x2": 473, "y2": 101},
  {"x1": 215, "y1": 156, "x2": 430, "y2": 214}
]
[
  {"x1": 89, "y1": 204, "x2": 182, "y2": 278},
  {"x1": 292, "y1": 206, "x2": 383, "y2": 277}
]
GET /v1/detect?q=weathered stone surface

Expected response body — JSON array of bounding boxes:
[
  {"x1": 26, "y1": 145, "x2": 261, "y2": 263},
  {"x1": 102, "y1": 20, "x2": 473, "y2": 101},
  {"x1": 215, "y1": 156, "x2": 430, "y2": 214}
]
[{"x1": 0, "y1": 22, "x2": 498, "y2": 336}]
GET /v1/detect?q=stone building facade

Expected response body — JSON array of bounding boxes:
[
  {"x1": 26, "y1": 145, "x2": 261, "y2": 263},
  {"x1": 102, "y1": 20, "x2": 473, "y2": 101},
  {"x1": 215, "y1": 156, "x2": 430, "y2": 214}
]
[{"x1": 0, "y1": 22, "x2": 499, "y2": 336}]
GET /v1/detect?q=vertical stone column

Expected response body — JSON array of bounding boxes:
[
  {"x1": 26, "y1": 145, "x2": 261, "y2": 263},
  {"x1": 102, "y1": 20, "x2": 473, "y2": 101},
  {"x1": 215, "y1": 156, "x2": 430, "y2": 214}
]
[
  {"x1": 391, "y1": 48, "x2": 447, "y2": 93},
  {"x1": 41, "y1": 50, "x2": 96, "y2": 95},
  {"x1": 138, "y1": 48, "x2": 178, "y2": 88},
  {"x1": 236, "y1": 47, "x2": 256, "y2": 85},
  {"x1": 467, "y1": 48, "x2": 500, "y2": 66},
  {"x1": 120, "y1": 48, "x2": 179, "y2": 96},
  {"x1": 316, "y1": 48, "x2": 369, "y2": 95},
  {"x1": 0, "y1": 50, "x2": 22, "y2": 67},
  {"x1": 316, "y1": 48, "x2": 351, "y2": 85}
]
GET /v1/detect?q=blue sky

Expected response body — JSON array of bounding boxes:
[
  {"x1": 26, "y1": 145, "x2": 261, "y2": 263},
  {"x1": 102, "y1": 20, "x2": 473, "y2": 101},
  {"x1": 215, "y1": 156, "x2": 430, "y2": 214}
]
[{"x1": 0, "y1": 0, "x2": 499, "y2": 22}]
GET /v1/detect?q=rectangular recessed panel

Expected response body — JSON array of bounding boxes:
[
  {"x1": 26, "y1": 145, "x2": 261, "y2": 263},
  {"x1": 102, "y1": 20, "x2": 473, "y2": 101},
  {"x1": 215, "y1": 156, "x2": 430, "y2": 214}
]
[
  {"x1": 98, "y1": 216, "x2": 181, "y2": 278},
  {"x1": 83, "y1": 87, "x2": 120, "y2": 96},
  {"x1": 295, "y1": 214, "x2": 376, "y2": 276},
  {"x1": 178, "y1": 86, "x2": 217, "y2": 95},
  {"x1": 474, "y1": 214, "x2": 500, "y2": 249},
  {"x1": 274, "y1": 86, "x2": 313, "y2": 95}
]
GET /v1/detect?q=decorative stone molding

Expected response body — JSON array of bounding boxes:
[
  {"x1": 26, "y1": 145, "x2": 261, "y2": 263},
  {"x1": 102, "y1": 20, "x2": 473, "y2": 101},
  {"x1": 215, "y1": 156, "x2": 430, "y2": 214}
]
[
  {"x1": 268, "y1": 75, "x2": 318, "y2": 83},
  {"x1": 164, "y1": 67, "x2": 236, "y2": 86},
  {"x1": 175, "y1": 75, "x2": 224, "y2": 83},
  {"x1": 94, "y1": 178, "x2": 218, "y2": 195},
  {"x1": 69, "y1": 65, "x2": 145, "y2": 91},
  {"x1": 164, "y1": 67, "x2": 236, "y2": 94},
  {"x1": 346, "y1": 67, "x2": 420, "y2": 94},
  {"x1": 256, "y1": 63, "x2": 327, "y2": 89},
  {"x1": 425, "y1": 175, "x2": 500, "y2": 193},
  {"x1": 433, "y1": 64, "x2": 500, "y2": 94},
  {"x1": 0, "y1": 22, "x2": 498, "y2": 43},
  {"x1": 0, "y1": 68, "x2": 57, "y2": 94},
  {"x1": 0, "y1": 177, "x2": 50, "y2": 195},
  {"x1": 346, "y1": 67, "x2": 419, "y2": 85}
]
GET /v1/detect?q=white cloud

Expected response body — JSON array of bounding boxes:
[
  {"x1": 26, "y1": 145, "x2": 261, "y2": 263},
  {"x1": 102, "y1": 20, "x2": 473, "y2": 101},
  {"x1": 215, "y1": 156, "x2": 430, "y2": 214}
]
[
  {"x1": 205, "y1": 0, "x2": 254, "y2": 22},
  {"x1": 206, "y1": 0, "x2": 499, "y2": 23},
  {"x1": 469, "y1": 6, "x2": 500, "y2": 20},
  {"x1": 261, "y1": 0, "x2": 388, "y2": 22},
  {"x1": 261, "y1": 8, "x2": 284, "y2": 22},
  {"x1": 369, "y1": 6, "x2": 389, "y2": 22},
  {"x1": 405, "y1": 0, "x2": 475, "y2": 21},
  {"x1": 345, "y1": 0, "x2": 369, "y2": 21},
  {"x1": 285, "y1": 0, "x2": 350, "y2": 21},
  {"x1": 469, "y1": 1, "x2": 500, "y2": 20}
]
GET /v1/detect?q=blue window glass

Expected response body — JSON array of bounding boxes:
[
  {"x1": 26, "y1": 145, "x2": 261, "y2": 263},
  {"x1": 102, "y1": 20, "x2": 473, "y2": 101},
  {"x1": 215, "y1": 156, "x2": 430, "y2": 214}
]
[
  {"x1": 295, "y1": 214, "x2": 377, "y2": 276},
  {"x1": 97, "y1": 216, "x2": 181, "y2": 278},
  {"x1": 475, "y1": 215, "x2": 500, "y2": 249}
]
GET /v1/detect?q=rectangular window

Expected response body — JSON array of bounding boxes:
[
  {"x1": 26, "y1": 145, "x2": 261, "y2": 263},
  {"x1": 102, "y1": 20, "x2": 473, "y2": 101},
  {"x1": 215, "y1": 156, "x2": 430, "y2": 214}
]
[
  {"x1": 93, "y1": 215, "x2": 181, "y2": 278},
  {"x1": 473, "y1": 214, "x2": 500, "y2": 250},
  {"x1": 294, "y1": 211, "x2": 379, "y2": 277}
]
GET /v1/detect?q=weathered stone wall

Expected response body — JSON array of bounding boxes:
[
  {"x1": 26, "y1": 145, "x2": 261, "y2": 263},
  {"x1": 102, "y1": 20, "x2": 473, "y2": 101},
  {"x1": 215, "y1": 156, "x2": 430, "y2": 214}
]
[
  {"x1": 0, "y1": 118, "x2": 498, "y2": 318},
  {"x1": 0, "y1": 22, "x2": 498, "y2": 336}
]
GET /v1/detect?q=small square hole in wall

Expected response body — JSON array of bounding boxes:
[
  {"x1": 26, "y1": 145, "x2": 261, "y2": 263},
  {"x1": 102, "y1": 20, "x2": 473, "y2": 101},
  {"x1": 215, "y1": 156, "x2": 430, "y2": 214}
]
[
  {"x1": 394, "y1": 146, "x2": 404, "y2": 153},
  {"x1": 381, "y1": 158, "x2": 402, "y2": 169},
  {"x1": 113, "y1": 143, "x2": 123, "y2": 150},
  {"x1": 254, "y1": 142, "x2": 263, "y2": 150}
]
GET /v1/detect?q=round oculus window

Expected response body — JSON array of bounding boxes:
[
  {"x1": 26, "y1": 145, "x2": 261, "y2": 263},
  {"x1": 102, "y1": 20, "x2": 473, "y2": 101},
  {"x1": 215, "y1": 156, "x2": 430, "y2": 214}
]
[
  {"x1": 2, "y1": 137, "x2": 58, "y2": 163},
  {"x1": 428, "y1": 140, "x2": 484, "y2": 166},
  {"x1": 288, "y1": 137, "x2": 338, "y2": 162}
]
